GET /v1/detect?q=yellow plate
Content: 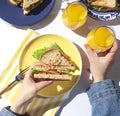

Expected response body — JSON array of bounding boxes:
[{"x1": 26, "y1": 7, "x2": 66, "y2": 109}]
[{"x1": 19, "y1": 34, "x2": 82, "y2": 97}]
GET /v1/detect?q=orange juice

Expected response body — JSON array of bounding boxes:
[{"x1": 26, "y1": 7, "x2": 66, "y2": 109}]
[
  {"x1": 87, "y1": 27, "x2": 115, "y2": 52},
  {"x1": 62, "y1": 2, "x2": 87, "y2": 30}
]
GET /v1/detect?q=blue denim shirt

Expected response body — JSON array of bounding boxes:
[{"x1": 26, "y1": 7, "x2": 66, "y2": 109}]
[
  {"x1": 0, "y1": 106, "x2": 30, "y2": 116},
  {"x1": 0, "y1": 107, "x2": 16, "y2": 116},
  {"x1": 87, "y1": 79, "x2": 120, "y2": 116},
  {"x1": 0, "y1": 79, "x2": 120, "y2": 116}
]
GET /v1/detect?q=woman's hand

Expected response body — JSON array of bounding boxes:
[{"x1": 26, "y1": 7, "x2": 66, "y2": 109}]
[
  {"x1": 10, "y1": 65, "x2": 53, "y2": 114},
  {"x1": 19, "y1": 69, "x2": 53, "y2": 102},
  {"x1": 85, "y1": 40, "x2": 118, "y2": 83}
]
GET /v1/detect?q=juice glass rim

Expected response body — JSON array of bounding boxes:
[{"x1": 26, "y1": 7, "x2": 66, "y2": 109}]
[
  {"x1": 65, "y1": 1, "x2": 88, "y2": 15},
  {"x1": 94, "y1": 26, "x2": 115, "y2": 48}
]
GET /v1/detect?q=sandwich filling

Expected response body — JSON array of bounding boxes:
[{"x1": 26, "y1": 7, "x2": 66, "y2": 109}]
[{"x1": 31, "y1": 63, "x2": 75, "y2": 81}]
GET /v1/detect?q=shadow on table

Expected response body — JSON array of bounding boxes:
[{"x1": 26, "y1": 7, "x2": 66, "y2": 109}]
[
  {"x1": 13, "y1": 0, "x2": 62, "y2": 30},
  {"x1": 73, "y1": 16, "x2": 120, "y2": 37},
  {"x1": 55, "y1": 43, "x2": 92, "y2": 116},
  {"x1": 55, "y1": 40, "x2": 120, "y2": 116}
]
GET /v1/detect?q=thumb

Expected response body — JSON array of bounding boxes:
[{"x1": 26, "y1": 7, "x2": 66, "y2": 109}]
[
  {"x1": 35, "y1": 80, "x2": 53, "y2": 91},
  {"x1": 84, "y1": 44, "x2": 96, "y2": 60}
]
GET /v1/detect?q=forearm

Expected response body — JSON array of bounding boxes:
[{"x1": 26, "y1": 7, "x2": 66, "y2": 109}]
[
  {"x1": 0, "y1": 98, "x2": 30, "y2": 116},
  {"x1": 10, "y1": 92, "x2": 33, "y2": 115},
  {"x1": 87, "y1": 79, "x2": 120, "y2": 116},
  {"x1": 10, "y1": 101, "x2": 29, "y2": 114}
]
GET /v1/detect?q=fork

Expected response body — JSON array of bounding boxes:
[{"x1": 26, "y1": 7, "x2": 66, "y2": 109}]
[{"x1": 0, "y1": 66, "x2": 30, "y2": 96}]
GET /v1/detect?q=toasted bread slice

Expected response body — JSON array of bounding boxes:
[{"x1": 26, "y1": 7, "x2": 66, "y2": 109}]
[
  {"x1": 22, "y1": 0, "x2": 43, "y2": 14},
  {"x1": 90, "y1": 0, "x2": 116, "y2": 9},
  {"x1": 32, "y1": 64, "x2": 76, "y2": 72},
  {"x1": 34, "y1": 73, "x2": 72, "y2": 81},
  {"x1": 9, "y1": 0, "x2": 22, "y2": 6},
  {"x1": 40, "y1": 49, "x2": 79, "y2": 70}
]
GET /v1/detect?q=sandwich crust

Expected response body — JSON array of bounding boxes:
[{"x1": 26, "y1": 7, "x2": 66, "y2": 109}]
[
  {"x1": 23, "y1": 0, "x2": 43, "y2": 8},
  {"x1": 40, "y1": 49, "x2": 78, "y2": 70},
  {"x1": 34, "y1": 73, "x2": 72, "y2": 81},
  {"x1": 23, "y1": 0, "x2": 43, "y2": 14},
  {"x1": 90, "y1": 0, "x2": 116, "y2": 9},
  {"x1": 9, "y1": 0, "x2": 22, "y2": 6}
]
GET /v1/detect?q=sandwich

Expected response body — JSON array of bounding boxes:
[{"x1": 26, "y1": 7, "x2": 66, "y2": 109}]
[
  {"x1": 31, "y1": 62, "x2": 76, "y2": 81},
  {"x1": 8, "y1": 0, "x2": 43, "y2": 15},
  {"x1": 22, "y1": 0, "x2": 43, "y2": 14},
  {"x1": 32, "y1": 43, "x2": 80, "y2": 81},
  {"x1": 89, "y1": 0, "x2": 117, "y2": 10}
]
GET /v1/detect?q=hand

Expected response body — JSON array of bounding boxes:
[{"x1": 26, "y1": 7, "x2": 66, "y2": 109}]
[
  {"x1": 10, "y1": 64, "x2": 53, "y2": 114},
  {"x1": 19, "y1": 69, "x2": 53, "y2": 102},
  {"x1": 85, "y1": 40, "x2": 118, "y2": 83}
]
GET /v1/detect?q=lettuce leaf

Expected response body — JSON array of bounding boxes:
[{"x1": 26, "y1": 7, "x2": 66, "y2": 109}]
[
  {"x1": 32, "y1": 43, "x2": 59, "y2": 60},
  {"x1": 31, "y1": 68, "x2": 47, "y2": 73}
]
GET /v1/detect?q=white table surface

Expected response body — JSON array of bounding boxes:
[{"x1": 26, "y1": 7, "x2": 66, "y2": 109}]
[{"x1": 0, "y1": 0, "x2": 120, "y2": 116}]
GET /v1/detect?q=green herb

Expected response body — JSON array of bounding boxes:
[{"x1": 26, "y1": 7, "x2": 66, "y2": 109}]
[
  {"x1": 91, "y1": 6, "x2": 99, "y2": 10},
  {"x1": 31, "y1": 68, "x2": 40, "y2": 73},
  {"x1": 32, "y1": 43, "x2": 59, "y2": 60},
  {"x1": 90, "y1": 6, "x2": 103, "y2": 11},
  {"x1": 31, "y1": 68, "x2": 47, "y2": 73}
]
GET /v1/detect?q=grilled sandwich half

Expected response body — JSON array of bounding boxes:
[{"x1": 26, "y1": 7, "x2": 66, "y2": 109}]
[
  {"x1": 9, "y1": 0, "x2": 43, "y2": 15},
  {"x1": 22, "y1": 0, "x2": 43, "y2": 14},
  {"x1": 32, "y1": 43, "x2": 80, "y2": 81},
  {"x1": 90, "y1": 0, "x2": 116, "y2": 9}
]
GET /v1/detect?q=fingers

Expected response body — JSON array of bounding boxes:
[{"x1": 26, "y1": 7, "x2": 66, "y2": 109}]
[
  {"x1": 109, "y1": 39, "x2": 118, "y2": 53},
  {"x1": 25, "y1": 68, "x2": 33, "y2": 78},
  {"x1": 85, "y1": 39, "x2": 118, "y2": 59},
  {"x1": 24, "y1": 69, "x2": 35, "y2": 84},
  {"x1": 106, "y1": 40, "x2": 118, "y2": 59},
  {"x1": 23, "y1": 69, "x2": 53, "y2": 93},
  {"x1": 35, "y1": 80, "x2": 53, "y2": 91},
  {"x1": 32, "y1": 62, "x2": 48, "y2": 67},
  {"x1": 84, "y1": 44, "x2": 96, "y2": 61}
]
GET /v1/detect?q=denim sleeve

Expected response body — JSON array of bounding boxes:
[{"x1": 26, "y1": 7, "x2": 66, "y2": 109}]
[
  {"x1": 87, "y1": 79, "x2": 120, "y2": 116},
  {"x1": 0, "y1": 107, "x2": 30, "y2": 116},
  {"x1": 0, "y1": 107, "x2": 16, "y2": 116}
]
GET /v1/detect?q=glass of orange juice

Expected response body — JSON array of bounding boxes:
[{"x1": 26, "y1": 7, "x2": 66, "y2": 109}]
[
  {"x1": 86, "y1": 26, "x2": 115, "y2": 52},
  {"x1": 62, "y1": 1, "x2": 88, "y2": 30}
]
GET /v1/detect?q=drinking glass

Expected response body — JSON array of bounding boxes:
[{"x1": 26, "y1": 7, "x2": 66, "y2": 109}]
[
  {"x1": 86, "y1": 26, "x2": 115, "y2": 52},
  {"x1": 62, "y1": 1, "x2": 88, "y2": 30}
]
